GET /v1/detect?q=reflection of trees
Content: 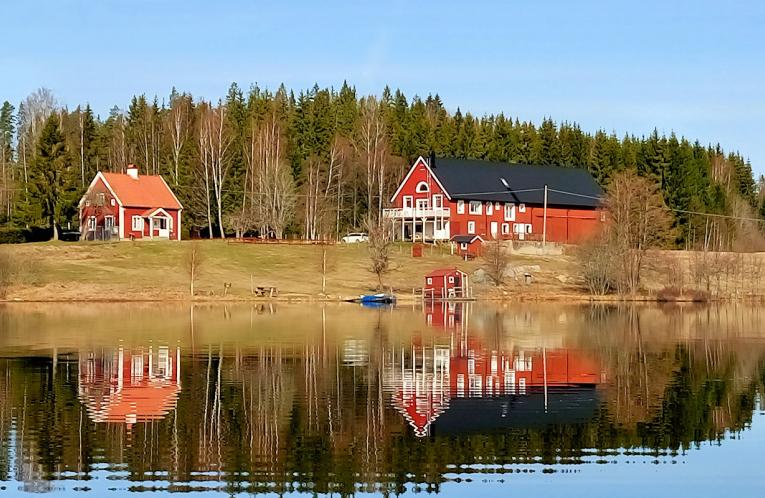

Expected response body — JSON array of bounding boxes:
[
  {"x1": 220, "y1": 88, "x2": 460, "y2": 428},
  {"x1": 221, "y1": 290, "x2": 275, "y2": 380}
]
[{"x1": 0, "y1": 306, "x2": 763, "y2": 491}]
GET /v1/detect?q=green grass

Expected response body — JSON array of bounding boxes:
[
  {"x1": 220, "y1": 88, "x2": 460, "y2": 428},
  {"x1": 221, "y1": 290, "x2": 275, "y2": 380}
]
[{"x1": 0, "y1": 240, "x2": 482, "y2": 300}]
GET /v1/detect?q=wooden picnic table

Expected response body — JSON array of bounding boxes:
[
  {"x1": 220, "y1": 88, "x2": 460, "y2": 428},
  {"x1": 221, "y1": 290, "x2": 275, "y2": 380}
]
[{"x1": 253, "y1": 286, "x2": 278, "y2": 297}]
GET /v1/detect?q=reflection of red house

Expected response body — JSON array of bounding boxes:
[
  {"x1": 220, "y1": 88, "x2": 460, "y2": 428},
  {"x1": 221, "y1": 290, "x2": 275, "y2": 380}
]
[
  {"x1": 386, "y1": 326, "x2": 602, "y2": 437},
  {"x1": 424, "y1": 301, "x2": 463, "y2": 329},
  {"x1": 78, "y1": 346, "x2": 181, "y2": 425}
]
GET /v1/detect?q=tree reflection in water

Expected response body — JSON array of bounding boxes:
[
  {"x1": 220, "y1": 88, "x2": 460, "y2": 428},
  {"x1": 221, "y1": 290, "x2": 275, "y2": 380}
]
[{"x1": 0, "y1": 303, "x2": 762, "y2": 494}]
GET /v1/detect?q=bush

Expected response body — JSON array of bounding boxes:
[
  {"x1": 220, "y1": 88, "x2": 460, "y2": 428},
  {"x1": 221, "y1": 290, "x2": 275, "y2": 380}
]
[
  {"x1": 0, "y1": 226, "x2": 53, "y2": 244},
  {"x1": 576, "y1": 239, "x2": 617, "y2": 296}
]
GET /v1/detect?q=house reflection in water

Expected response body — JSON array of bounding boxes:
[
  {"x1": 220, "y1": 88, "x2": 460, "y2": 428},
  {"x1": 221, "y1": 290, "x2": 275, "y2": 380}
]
[
  {"x1": 387, "y1": 302, "x2": 603, "y2": 437},
  {"x1": 78, "y1": 345, "x2": 181, "y2": 425}
]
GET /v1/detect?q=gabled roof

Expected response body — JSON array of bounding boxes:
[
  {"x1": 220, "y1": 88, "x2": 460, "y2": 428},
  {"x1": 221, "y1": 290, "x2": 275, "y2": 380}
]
[
  {"x1": 431, "y1": 157, "x2": 603, "y2": 208},
  {"x1": 426, "y1": 268, "x2": 465, "y2": 277},
  {"x1": 101, "y1": 172, "x2": 183, "y2": 210},
  {"x1": 451, "y1": 235, "x2": 484, "y2": 244}
]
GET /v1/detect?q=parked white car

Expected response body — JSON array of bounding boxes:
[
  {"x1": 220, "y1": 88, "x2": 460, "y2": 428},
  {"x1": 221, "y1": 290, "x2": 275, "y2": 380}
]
[{"x1": 341, "y1": 232, "x2": 369, "y2": 243}]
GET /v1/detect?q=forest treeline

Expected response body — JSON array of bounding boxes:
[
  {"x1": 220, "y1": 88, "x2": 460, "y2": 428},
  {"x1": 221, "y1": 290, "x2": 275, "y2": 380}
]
[{"x1": 0, "y1": 83, "x2": 762, "y2": 246}]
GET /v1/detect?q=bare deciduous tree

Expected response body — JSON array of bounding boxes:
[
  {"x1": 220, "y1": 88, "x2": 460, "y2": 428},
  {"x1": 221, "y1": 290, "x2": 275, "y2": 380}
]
[
  {"x1": 366, "y1": 217, "x2": 393, "y2": 290},
  {"x1": 483, "y1": 238, "x2": 510, "y2": 286},
  {"x1": 185, "y1": 242, "x2": 204, "y2": 297},
  {"x1": 166, "y1": 93, "x2": 193, "y2": 186}
]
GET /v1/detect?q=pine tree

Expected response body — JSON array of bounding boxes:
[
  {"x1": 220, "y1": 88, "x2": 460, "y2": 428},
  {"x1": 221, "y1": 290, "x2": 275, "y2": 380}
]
[{"x1": 28, "y1": 114, "x2": 77, "y2": 239}]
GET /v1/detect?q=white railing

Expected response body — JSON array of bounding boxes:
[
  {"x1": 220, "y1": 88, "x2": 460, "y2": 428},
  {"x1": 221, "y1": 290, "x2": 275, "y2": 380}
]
[{"x1": 383, "y1": 207, "x2": 451, "y2": 218}]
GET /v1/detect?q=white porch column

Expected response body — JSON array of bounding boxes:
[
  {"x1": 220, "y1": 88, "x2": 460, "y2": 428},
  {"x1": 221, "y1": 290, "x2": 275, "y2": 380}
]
[{"x1": 149, "y1": 217, "x2": 154, "y2": 239}]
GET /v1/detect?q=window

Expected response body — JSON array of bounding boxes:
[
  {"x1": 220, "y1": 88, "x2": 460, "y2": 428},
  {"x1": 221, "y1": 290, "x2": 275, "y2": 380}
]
[
  {"x1": 403, "y1": 196, "x2": 413, "y2": 209},
  {"x1": 600, "y1": 211, "x2": 606, "y2": 222},
  {"x1": 85, "y1": 199, "x2": 91, "y2": 207},
  {"x1": 457, "y1": 200, "x2": 465, "y2": 214},
  {"x1": 460, "y1": 242, "x2": 468, "y2": 250},
  {"x1": 415, "y1": 181, "x2": 430, "y2": 193},
  {"x1": 132, "y1": 216, "x2": 143, "y2": 231},
  {"x1": 155, "y1": 217, "x2": 168, "y2": 230},
  {"x1": 448, "y1": 276, "x2": 455, "y2": 284},
  {"x1": 110, "y1": 198, "x2": 116, "y2": 206},
  {"x1": 525, "y1": 224, "x2": 532, "y2": 234},
  {"x1": 432, "y1": 194, "x2": 443, "y2": 209},
  {"x1": 486, "y1": 202, "x2": 493, "y2": 215},
  {"x1": 519, "y1": 203, "x2": 526, "y2": 213},
  {"x1": 469, "y1": 201, "x2": 482, "y2": 215},
  {"x1": 504, "y1": 203, "x2": 515, "y2": 221},
  {"x1": 502, "y1": 223, "x2": 510, "y2": 235},
  {"x1": 104, "y1": 216, "x2": 114, "y2": 231},
  {"x1": 96, "y1": 193, "x2": 105, "y2": 207},
  {"x1": 87, "y1": 216, "x2": 96, "y2": 231},
  {"x1": 435, "y1": 218, "x2": 443, "y2": 231},
  {"x1": 467, "y1": 221, "x2": 475, "y2": 234},
  {"x1": 513, "y1": 223, "x2": 522, "y2": 234},
  {"x1": 427, "y1": 277, "x2": 433, "y2": 285}
]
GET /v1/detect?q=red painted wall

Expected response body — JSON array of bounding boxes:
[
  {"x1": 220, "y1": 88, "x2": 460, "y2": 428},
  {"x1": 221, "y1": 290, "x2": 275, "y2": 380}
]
[
  {"x1": 80, "y1": 177, "x2": 119, "y2": 239},
  {"x1": 391, "y1": 158, "x2": 448, "y2": 208},
  {"x1": 123, "y1": 207, "x2": 181, "y2": 240}
]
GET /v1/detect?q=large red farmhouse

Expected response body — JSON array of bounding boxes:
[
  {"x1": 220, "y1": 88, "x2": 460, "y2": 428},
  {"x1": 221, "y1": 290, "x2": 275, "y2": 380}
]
[
  {"x1": 385, "y1": 156, "x2": 604, "y2": 244},
  {"x1": 79, "y1": 164, "x2": 183, "y2": 241}
]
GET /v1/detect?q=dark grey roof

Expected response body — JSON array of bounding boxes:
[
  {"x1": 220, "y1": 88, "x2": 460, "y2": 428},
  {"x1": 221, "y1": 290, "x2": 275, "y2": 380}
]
[
  {"x1": 431, "y1": 157, "x2": 603, "y2": 208},
  {"x1": 450, "y1": 235, "x2": 483, "y2": 244}
]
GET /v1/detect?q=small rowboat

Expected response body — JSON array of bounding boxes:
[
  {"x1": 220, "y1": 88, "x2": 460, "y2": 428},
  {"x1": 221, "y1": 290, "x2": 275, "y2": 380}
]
[{"x1": 351, "y1": 293, "x2": 396, "y2": 304}]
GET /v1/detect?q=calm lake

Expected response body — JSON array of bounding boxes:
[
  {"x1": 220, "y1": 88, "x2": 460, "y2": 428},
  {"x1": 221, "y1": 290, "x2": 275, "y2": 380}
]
[{"x1": 0, "y1": 303, "x2": 763, "y2": 497}]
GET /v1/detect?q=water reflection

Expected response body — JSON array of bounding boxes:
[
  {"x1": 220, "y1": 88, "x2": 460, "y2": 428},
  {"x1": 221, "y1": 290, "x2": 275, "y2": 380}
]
[
  {"x1": 79, "y1": 345, "x2": 181, "y2": 425},
  {"x1": 0, "y1": 302, "x2": 762, "y2": 495}
]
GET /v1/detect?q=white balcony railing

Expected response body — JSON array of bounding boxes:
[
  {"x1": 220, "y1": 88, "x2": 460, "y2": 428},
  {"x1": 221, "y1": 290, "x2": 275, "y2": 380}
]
[{"x1": 383, "y1": 207, "x2": 451, "y2": 218}]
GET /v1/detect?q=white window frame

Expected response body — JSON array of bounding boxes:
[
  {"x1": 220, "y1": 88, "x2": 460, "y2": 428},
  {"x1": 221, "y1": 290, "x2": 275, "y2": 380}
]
[
  {"x1": 132, "y1": 216, "x2": 143, "y2": 231},
  {"x1": 403, "y1": 196, "x2": 413, "y2": 209},
  {"x1": 502, "y1": 223, "x2": 510, "y2": 235},
  {"x1": 486, "y1": 202, "x2": 493, "y2": 215},
  {"x1": 110, "y1": 198, "x2": 116, "y2": 206},
  {"x1": 432, "y1": 194, "x2": 443, "y2": 209},
  {"x1": 457, "y1": 200, "x2": 465, "y2": 214},
  {"x1": 104, "y1": 215, "x2": 115, "y2": 231},
  {"x1": 96, "y1": 193, "x2": 105, "y2": 207},
  {"x1": 504, "y1": 203, "x2": 515, "y2": 221},
  {"x1": 415, "y1": 181, "x2": 430, "y2": 193},
  {"x1": 416, "y1": 198, "x2": 429, "y2": 211},
  {"x1": 467, "y1": 221, "x2": 475, "y2": 234},
  {"x1": 469, "y1": 201, "x2": 482, "y2": 215},
  {"x1": 525, "y1": 224, "x2": 532, "y2": 234},
  {"x1": 519, "y1": 203, "x2": 526, "y2": 213},
  {"x1": 448, "y1": 276, "x2": 455, "y2": 284},
  {"x1": 87, "y1": 216, "x2": 96, "y2": 231},
  {"x1": 427, "y1": 277, "x2": 433, "y2": 285},
  {"x1": 460, "y1": 242, "x2": 468, "y2": 250}
]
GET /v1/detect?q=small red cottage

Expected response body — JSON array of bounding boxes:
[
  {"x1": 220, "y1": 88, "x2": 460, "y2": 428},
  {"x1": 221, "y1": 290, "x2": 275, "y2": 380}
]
[
  {"x1": 451, "y1": 234, "x2": 483, "y2": 258},
  {"x1": 79, "y1": 164, "x2": 183, "y2": 241},
  {"x1": 424, "y1": 268, "x2": 469, "y2": 299}
]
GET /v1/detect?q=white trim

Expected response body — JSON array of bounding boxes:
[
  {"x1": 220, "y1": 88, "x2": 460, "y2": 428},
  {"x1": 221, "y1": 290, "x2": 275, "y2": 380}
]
[
  {"x1": 177, "y1": 209, "x2": 182, "y2": 240},
  {"x1": 389, "y1": 156, "x2": 451, "y2": 203},
  {"x1": 457, "y1": 200, "x2": 465, "y2": 214},
  {"x1": 403, "y1": 196, "x2": 413, "y2": 209},
  {"x1": 467, "y1": 221, "x2": 475, "y2": 234},
  {"x1": 415, "y1": 181, "x2": 430, "y2": 193},
  {"x1": 132, "y1": 215, "x2": 144, "y2": 231},
  {"x1": 158, "y1": 175, "x2": 184, "y2": 210},
  {"x1": 119, "y1": 206, "x2": 125, "y2": 239},
  {"x1": 469, "y1": 201, "x2": 482, "y2": 215},
  {"x1": 144, "y1": 207, "x2": 173, "y2": 218}
]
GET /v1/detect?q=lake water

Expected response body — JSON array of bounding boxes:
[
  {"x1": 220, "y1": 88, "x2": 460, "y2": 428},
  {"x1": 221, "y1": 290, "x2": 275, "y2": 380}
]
[{"x1": 0, "y1": 303, "x2": 763, "y2": 497}]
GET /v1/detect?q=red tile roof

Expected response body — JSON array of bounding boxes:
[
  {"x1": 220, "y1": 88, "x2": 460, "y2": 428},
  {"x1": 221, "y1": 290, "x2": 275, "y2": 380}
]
[{"x1": 101, "y1": 172, "x2": 182, "y2": 210}]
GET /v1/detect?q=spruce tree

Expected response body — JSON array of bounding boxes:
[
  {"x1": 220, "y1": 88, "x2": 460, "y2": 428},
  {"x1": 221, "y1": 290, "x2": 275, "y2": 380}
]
[{"x1": 28, "y1": 114, "x2": 76, "y2": 240}]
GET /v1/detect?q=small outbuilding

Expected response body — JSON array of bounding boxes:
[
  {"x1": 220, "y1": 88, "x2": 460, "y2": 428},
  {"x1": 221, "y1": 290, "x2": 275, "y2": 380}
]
[
  {"x1": 450, "y1": 234, "x2": 484, "y2": 259},
  {"x1": 424, "y1": 268, "x2": 469, "y2": 300}
]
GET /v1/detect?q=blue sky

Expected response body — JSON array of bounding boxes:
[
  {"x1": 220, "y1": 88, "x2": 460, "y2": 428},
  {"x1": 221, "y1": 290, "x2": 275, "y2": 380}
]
[{"x1": 3, "y1": 0, "x2": 764, "y2": 173}]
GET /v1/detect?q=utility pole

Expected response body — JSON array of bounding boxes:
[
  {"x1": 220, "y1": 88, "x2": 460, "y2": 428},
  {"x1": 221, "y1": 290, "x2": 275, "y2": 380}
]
[{"x1": 542, "y1": 184, "x2": 548, "y2": 250}]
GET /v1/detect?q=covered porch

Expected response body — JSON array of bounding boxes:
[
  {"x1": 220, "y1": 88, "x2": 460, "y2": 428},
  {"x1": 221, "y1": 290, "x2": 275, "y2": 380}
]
[
  {"x1": 142, "y1": 208, "x2": 174, "y2": 240},
  {"x1": 383, "y1": 207, "x2": 450, "y2": 242}
]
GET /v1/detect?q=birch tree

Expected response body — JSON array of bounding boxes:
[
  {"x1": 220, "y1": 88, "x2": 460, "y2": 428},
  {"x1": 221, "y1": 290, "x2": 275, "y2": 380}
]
[
  {"x1": 199, "y1": 100, "x2": 232, "y2": 238},
  {"x1": 166, "y1": 92, "x2": 192, "y2": 186}
]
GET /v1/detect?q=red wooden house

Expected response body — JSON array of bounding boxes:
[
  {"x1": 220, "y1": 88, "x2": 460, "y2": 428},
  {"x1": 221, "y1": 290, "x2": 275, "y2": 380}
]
[
  {"x1": 385, "y1": 156, "x2": 604, "y2": 244},
  {"x1": 424, "y1": 268, "x2": 469, "y2": 299},
  {"x1": 450, "y1": 234, "x2": 484, "y2": 258},
  {"x1": 79, "y1": 164, "x2": 183, "y2": 241}
]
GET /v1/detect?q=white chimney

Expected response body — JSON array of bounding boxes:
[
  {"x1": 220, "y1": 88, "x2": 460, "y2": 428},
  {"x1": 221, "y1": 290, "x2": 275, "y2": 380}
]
[{"x1": 126, "y1": 164, "x2": 139, "y2": 180}]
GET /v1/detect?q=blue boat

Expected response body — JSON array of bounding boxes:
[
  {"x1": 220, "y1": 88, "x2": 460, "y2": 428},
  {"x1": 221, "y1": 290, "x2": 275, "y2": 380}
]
[{"x1": 353, "y1": 293, "x2": 396, "y2": 304}]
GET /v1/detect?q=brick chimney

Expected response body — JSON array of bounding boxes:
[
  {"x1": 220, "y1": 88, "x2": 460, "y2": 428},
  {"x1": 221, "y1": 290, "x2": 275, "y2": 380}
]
[{"x1": 126, "y1": 164, "x2": 139, "y2": 180}]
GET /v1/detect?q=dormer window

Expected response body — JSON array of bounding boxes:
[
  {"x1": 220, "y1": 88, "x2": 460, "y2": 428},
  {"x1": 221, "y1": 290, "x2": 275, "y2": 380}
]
[{"x1": 415, "y1": 181, "x2": 430, "y2": 193}]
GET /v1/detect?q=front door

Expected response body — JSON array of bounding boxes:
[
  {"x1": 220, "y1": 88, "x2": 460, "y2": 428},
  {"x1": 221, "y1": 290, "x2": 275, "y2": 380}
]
[
  {"x1": 490, "y1": 221, "x2": 498, "y2": 238},
  {"x1": 153, "y1": 216, "x2": 170, "y2": 238}
]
